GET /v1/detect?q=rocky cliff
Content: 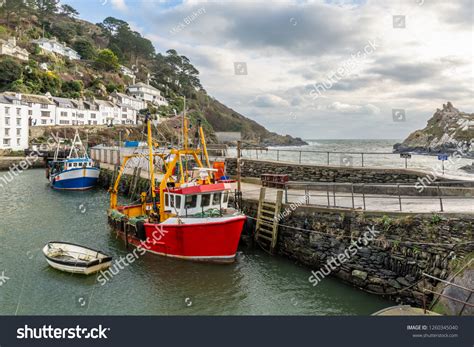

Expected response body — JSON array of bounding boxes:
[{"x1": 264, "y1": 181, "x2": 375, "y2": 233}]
[{"x1": 393, "y1": 102, "x2": 473, "y2": 158}]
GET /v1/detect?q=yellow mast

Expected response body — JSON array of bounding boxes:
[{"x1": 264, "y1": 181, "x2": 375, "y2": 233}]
[
  {"x1": 146, "y1": 114, "x2": 157, "y2": 213},
  {"x1": 199, "y1": 126, "x2": 213, "y2": 181}
]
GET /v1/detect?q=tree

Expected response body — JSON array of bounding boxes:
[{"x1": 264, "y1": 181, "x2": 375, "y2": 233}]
[
  {"x1": 73, "y1": 40, "x2": 97, "y2": 60},
  {"x1": 32, "y1": 0, "x2": 60, "y2": 18},
  {"x1": 0, "y1": 0, "x2": 28, "y2": 28},
  {"x1": 0, "y1": 58, "x2": 23, "y2": 89},
  {"x1": 95, "y1": 49, "x2": 119, "y2": 71},
  {"x1": 60, "y1": 4, "x2": 79, "y2": 18}
]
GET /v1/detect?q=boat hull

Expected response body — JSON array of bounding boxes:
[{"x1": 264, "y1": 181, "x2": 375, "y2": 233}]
[
  {"x1": 51, "y1": 167, "x2": 99, "y2": 190},
  {"x1": 110, "y1": 215, "x2": 247, "y2": 263},
  {"x1": 45, "y1": 258, "x2": 112, "y2": 275}
]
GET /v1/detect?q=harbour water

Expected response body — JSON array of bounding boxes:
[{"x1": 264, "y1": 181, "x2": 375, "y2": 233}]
[{"x1": 0, "y1": 169, "x2": 391, "y2": 315}]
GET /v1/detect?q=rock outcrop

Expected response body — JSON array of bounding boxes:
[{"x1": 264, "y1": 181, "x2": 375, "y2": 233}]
[{"x1": 393, "y1": 102, "x2": 473, "y2": 158}]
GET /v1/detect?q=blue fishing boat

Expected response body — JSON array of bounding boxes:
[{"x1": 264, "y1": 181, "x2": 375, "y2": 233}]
[{"x1": 47, "y1": 131, "x2": 100, "y2": 190}]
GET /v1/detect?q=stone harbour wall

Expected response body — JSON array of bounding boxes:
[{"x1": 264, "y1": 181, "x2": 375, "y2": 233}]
[
  {"x1": 241, "y1": 199, "x2": 474, "y2": 307},
  {"x1": 226, "y1": 158, "x2": 436, "y2": 184}
]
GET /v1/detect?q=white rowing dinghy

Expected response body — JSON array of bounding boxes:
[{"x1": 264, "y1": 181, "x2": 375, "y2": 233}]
[{"x1": 42, "y1": 241, "x2": 112, "y2": 275}]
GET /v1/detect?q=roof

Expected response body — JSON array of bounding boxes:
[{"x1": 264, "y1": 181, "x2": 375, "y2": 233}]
[
  {"x1": 3, "y1": 92, "x2": 54, "y2": 105},
  {"x1": 158, "y1": 183, "x2": 232, "y2": 195},
  {"x1": 94, "y1": 99, "x2": 115, "y2": 107},
  {"x1": 0, "y1": 95, "x2": 11, "y2": 105},
  {"x1": 52, "y1": 96, "x2": 74, "y2": 107},
  {"x1": 127, "y1": 82, "x2": 160, "y2": 92}
]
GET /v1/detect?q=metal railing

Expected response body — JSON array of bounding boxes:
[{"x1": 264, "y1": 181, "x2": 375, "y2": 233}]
[
  {"x1": 279, "y1": 181, "x2": 474, "y2": 212},
  {"x1": 235, "y1": 147, "x2": 472, "y2": 171}
]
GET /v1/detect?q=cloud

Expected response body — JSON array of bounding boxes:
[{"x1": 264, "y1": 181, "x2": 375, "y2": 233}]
[
  {"x1": 250, "y1": 94, "x2": 290, "y2": 108},
  {"x1": 327, "y1": 102, "x2": 380, "y2": 115},
  {"x1": 110, "y1": 0, "x2": 127, "y2": 12},
  {"x1": 126, "y1": 0, "x2": 473, "y2": 139}
]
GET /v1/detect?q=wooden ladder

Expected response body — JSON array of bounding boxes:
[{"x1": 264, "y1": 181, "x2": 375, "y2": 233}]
[{"x1": 255, "y1": 187, "x2": 283, "y2": 254}]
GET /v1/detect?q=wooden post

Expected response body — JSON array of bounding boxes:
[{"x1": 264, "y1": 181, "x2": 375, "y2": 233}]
[
  {"x1": 277, "y1": 150, "x2": 280, "y2": 161},
  {"x1": 271, "y1": 190, "x2": 283, "y2": 251},
  {"x1": 255, "y1": 187, "x2": 266, "y2": 241},
  {"x1": 299, "y1": 151, "x2": 302, "y2": 164},
  {"x1": 237, "y1": 140, "x2": 242, "y2": 193},
  {"x1": 362, "y1": 184, "x2": 366, "y2": 210},
  {"x1": 327, "y1": 152, "x2": 330, "y2": 165},
  {"x1": 437, "y1": 184, "x2": 444, "y2": 212},
  {"x1": 326, "y1": 184, "x2": 330, "y2": 207},
  {"x1": 351, "y1": 183, "x2": 355, "y2": 209},
  {"x1": 333, "y1": 183, "x2": 336, "y2": 207},
  {"x1": 398, "y1": 184, "x2": 402, "y2": 211}
]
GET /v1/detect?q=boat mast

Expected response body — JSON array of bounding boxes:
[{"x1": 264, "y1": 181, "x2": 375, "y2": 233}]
[{"x1": 146, "y1": 113, "x2": 157, "y2": 213}]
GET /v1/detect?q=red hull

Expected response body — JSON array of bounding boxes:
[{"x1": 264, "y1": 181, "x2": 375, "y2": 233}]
[{"x1": 115, "y1": 215, "x2": 246, "y2": 263}]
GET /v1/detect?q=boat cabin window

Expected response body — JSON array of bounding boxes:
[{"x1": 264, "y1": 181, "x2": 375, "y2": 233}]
[
  {"x1": 201, "y1": 194, "x2": 211, "y2": 207},
  {"x1": 212, "y1": 192, "x2": 221, "y2": 205},
  {"x1": 223, "y1": 191, "x2": 229, "y2": 203},
  {"x1": 185, "y1": 195, "x2": 197, "y2": 208},
  {"x1": 165, "y1": 193, "x2": 169, "y2": 206},
  {"x1": 175, "y1": 195, "x2": 182, "y2": 209}
]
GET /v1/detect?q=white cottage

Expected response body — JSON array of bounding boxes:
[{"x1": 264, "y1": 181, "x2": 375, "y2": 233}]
[{"x1": 31, "y1": 37, "x2": 81, "y2": 60}]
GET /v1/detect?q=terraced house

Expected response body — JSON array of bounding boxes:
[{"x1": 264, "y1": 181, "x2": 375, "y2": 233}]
[{"x1": 0, "y1": 94, "x2": 29, "y2": 151}]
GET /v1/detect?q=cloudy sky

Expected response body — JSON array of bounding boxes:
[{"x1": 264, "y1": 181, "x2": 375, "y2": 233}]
[{"x1": 62, "y1": 0, "x2": 473, "y2": 139}]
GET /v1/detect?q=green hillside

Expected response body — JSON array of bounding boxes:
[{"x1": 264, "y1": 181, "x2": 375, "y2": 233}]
[{"x1": 0, "y1": 0, "x2": 306, "y2": 146}]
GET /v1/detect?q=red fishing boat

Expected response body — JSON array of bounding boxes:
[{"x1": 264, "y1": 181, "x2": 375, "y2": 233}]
[{"x1": 108, "y1": 113, "x2": 246, "y2": 263}]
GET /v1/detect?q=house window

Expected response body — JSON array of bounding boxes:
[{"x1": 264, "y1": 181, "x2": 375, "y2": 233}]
[
  {"x1": 16, "y1": 118, "x2": 21, "y2": 126},
  {"x1": 5, "y1": 128, "x2": 10, "y2": 136},
  {"x1": 122, "y1": 107, "x2": 127, "y2": 112},
  {"x1": 5, "y1": 107, "x2": 10, "y2": 115},
  {"x1": 3, "y1": 139, "x2": 10, "y2": 145},
  {"x1": 28, "y1": 110, "x2": 32, "y2": 116},
  {"x1": 41, "y1": 120, "x2": 47, "y2": 125},
  {"x1": 16, "y1": 139, "x2": 21, "y2": 146},
  {"x1": 16, "y1": 108, "x2": 21, "y2": 115},
  {"x1": 40, "y1": 104, "x2": 48, "y2": 109},
  {"x1": 61, "y1": 111, "x2": 67, "y2": 117},
  {"x1": 90, "y1": 113, "x2": 96, "y2": 119},
  {"x1": 16, "y1": 128, "x2": 21, "y2": 136},
  {"x1": 5, "y1": 117, "x2": 10, "y2": 125},
  {"x1": 27, "y1": 102, "x2": 32, "y2": 107},
  {"x1": 59, "y1": 120, "x2": 69, "y2": 124},
  {"x1": 41, "y1": 111, "x2": 50, "y2": 117}
]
